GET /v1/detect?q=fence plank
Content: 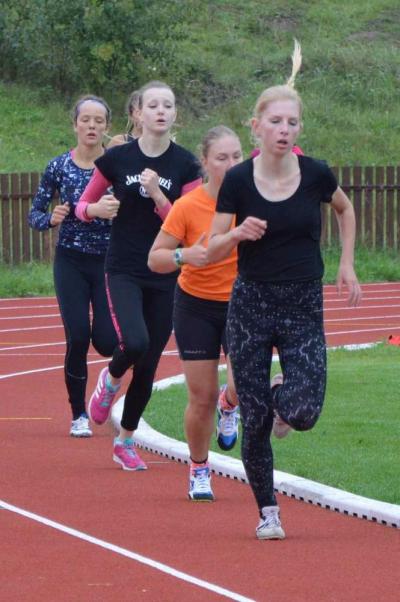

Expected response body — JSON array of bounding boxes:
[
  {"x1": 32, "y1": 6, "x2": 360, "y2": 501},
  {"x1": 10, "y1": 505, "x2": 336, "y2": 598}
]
[
  {"x1": 11, "y1": 174, "x2": 22, "y2": 264},
  {"x1": 386, "y1": 167, "x2": 395, "y2": 249},
  {"x1": 30, "y1": 172, "x2": 42, "y2": 261},
  {"x1": 1, "y1": 174, "x2": 11, "y2": 263},
  {"x1": 2, "y1": 167, "x2": 400, "y2": 264},
  {"x1": 21, "y1": 173, "x2": 31, "y2": 262},
  {"x1": 364, "y1": 166, "x2": 374, "y2": 248},
  {"x1": 353, "y1": 166, "x2": 363, "y2": 242},
  {"x1": 375, "y1": 166, "x2": 385, "y2": 248}
]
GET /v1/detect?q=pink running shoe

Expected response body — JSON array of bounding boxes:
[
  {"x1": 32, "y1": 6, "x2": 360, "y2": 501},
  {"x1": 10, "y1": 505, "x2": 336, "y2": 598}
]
[
  {"x1": 88, "y1": 367, "x2": 120, "y2": 425},
  {"x1": 113, "y1": 438, "x2": 147, "y2": 471},
  {"x1": 271, "y1": 373, "x2": 292, "y2": 439}
]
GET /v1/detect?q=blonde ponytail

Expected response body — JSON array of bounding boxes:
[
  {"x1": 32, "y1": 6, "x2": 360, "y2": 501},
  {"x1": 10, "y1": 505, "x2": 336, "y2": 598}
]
[{"x1": 286, "y1": 39, "x2": 302, "y2": 89}]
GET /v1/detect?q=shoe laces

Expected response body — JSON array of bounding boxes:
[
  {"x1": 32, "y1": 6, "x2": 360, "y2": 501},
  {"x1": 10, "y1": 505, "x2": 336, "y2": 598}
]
[
  {"x1": 122, "y1": 440, "x2": 137, "y2": 457},
  {"x1": 219, "y1": 408, "x2": 238, "y2": 436},
  {"x1": 100, "y1": 389, "x2": 115, "y2": 408},
  {"x1": 260, "y1": 510, "x2": 281, "y2": 529},
  {"x1": 192, "y1": 467, "x2": 210, "y2": 492}
]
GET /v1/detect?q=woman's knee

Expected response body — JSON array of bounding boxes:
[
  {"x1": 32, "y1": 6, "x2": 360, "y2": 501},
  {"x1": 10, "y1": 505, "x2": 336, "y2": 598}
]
[{"x1": 123, "y1": 334, "x2": 149, "y2": 363}]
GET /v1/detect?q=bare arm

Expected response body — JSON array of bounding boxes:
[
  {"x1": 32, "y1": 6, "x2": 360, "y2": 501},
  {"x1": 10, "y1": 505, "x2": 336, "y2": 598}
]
[
  {"x1": 207, "y1": 213, "x2": 267, "y2": 263},
  {"x1": 331, "y1": 187, "x2": 362, "y2": 306},
  {"x1": 148, "y1": 230, "x2": 207, "y2": 273}
]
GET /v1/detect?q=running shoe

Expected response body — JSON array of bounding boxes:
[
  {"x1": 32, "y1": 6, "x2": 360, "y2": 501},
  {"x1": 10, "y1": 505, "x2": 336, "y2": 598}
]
[
  {"x1": 113, "y1": 438, "x2": 147, "y2": 471},
  {"x1": 70, "y1": 413, "x2": 92, "y2": 438},
  {"x1": 216, "y1": 385, "x2": 240, "y2": 451},
  {"x1": 88, "y1": 367, "x2": 120, "y2": 425},
  {"x1": 271, "y1": 373, "x2": 292, "y2": 439},
  {"x1": 256, "y1": 506, "x2": 286, "y2": 540},
  {"x1": 188, "y1": 463, "x2": 214, "y2": 501}
]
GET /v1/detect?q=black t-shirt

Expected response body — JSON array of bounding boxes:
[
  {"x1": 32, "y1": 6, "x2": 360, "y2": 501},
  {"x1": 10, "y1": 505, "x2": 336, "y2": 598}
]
[
  {"x1": 95, "y1": 139, "x2": 201, "y2": 279},
  {"x1": 217, "y1": 155, "x2": 337, "y2": 282}
]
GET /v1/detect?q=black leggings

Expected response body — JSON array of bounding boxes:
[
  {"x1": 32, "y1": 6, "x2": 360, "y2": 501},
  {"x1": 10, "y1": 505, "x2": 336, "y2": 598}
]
[
  {"x1": 54, "y1": 246, "x2": 117, "y2": 419},
  {"x1": 106, "y1": 272, "x2": 175, "y2": 431},
  {"x1": 227, "y1": 276, "x2": 326, "y2": 509}
]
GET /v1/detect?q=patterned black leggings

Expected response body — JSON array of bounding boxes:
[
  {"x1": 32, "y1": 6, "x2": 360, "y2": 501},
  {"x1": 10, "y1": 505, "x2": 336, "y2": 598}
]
[{"x1": 227, "y1": 276, "x2": 326, "y2": 509}]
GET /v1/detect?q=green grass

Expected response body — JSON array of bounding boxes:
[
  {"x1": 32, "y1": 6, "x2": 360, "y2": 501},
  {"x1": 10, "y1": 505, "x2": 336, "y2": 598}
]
[
  {"x1": 1, "y1": 1, "x2": 400, "y2": 171},
  {"x1": 1, "y1": 246, "x2": 399, "y2": 298},
  {"x1": 0, "y1": 262, "x2": 54, "y2": 298},
  {"x1": 144, "y1": 344, "x2": 400, "y2": 504}
]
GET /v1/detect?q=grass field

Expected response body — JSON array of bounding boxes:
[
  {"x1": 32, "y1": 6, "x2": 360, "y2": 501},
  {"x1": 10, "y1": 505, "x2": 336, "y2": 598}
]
[
  {"x1": 1, "y1": 245, "x2": 399, "y2": 298},
  {"x1": 143, "y1": 343, "x2": 400, "y2": 505}
]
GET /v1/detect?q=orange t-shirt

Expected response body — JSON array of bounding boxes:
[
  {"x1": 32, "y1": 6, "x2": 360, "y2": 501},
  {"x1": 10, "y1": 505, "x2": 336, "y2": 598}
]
[{"x1": 162, "y1": 185, "x2": 237, "y2": 301}]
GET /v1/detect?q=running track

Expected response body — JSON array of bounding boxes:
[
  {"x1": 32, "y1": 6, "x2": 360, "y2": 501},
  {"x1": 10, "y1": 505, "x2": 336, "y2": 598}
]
[{"x1": 1, "y1": 283, "x2": 399, "y2": 602}]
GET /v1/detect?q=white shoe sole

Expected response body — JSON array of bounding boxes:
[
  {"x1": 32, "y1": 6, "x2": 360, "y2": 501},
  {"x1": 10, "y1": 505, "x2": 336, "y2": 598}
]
[
  {"x1": 113, "y1": 455, "x2": 147, "y2": 471},
  {"x1": 256, "y1": 527, "x2": 286, "y2": 540}
]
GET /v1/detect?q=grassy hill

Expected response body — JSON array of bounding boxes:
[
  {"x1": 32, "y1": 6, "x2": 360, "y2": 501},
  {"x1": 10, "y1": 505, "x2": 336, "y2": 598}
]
[{"x1": 1, "y1": 0, "x2": 400, "y2": 172}]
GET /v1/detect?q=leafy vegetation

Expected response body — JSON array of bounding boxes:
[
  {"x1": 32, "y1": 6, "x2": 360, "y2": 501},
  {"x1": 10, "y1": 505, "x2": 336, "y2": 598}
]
[{"x1": 1, "y1": 0, "x2": 400, "y2": 171}]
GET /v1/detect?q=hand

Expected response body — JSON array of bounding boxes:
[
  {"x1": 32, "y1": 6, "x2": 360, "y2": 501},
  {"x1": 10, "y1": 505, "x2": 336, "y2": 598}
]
[
  {"x1": 336, "y1": 263, "x2": 362, "y2": 307},
  {"x1": 233, "y1": 216, "x2": 267, "y2": 242},
  {"x1": 140, "y1": 168, "x2": 161, "y2": 198},
  {"x1": 50, "y1": 202, "x2": 70, "y2": 226},
  {"x1": 93, "y1": 194, "x2": 120, "y2": 219},
  {"x1": 183, "y1": 233, "x2": 208, "y2": 267}
]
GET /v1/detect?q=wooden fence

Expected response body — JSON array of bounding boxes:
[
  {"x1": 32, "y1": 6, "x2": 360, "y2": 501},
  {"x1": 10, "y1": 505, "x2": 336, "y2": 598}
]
[{"x1": 1, "y1": 166, "x2": 400, "y2": 264}]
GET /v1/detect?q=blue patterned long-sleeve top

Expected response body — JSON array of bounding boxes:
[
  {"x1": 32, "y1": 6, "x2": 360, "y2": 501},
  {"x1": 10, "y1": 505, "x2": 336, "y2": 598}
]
[{"x1": 28, "y1": 151, "x2": 111, "y2": 255}]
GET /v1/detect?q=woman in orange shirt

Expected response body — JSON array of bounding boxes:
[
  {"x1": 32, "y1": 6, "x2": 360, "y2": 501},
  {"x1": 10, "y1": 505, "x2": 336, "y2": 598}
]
[{"x1": 148, "y1": 126, "x2": 242, "y2": 501}]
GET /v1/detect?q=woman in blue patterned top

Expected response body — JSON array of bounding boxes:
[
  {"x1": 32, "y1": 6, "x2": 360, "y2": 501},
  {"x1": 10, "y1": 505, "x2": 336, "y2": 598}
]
[{"x1": 29, "y1": 95, "x2": 117, "y2": 438}]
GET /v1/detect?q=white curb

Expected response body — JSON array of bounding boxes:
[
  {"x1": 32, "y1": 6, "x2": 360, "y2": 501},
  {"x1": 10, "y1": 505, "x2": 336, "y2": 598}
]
[{"x1": 111, "y1": 348, "x2": 399, "y2": 529}]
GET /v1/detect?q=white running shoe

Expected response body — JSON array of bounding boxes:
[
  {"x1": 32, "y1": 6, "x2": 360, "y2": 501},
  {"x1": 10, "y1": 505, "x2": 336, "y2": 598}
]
[
  {"x1": 70, "y1": 414, "x2": 92, "y2": 438},
  {"x1": 188, "y1": 463, "x2": 214, "y2": 501},
  {"x1": 256, "y1": 506, "x2": 285, "y2": 540},
  {"x1": 216, "y1": 385, "x2": 240, "y2": 451}
]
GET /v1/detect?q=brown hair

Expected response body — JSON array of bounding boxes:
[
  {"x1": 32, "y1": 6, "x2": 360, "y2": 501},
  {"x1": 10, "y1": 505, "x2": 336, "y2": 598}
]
[
  {"x1": 199, "y1": 125, "x2": 240, "y2": 159},
  {"x1": 71, "y1": 94, "x2": 111, "y2": 125},
  {"x1": 125, "y1": 89, "x2": 141, "y2": 136},
  {"x1": 137, "y1": 80, "x2": 175, "y2": 109}
]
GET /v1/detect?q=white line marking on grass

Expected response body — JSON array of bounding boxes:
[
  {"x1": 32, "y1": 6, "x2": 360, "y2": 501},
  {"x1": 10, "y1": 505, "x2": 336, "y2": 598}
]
[{"x1": 0, "y1": 500, "x2": 255, "y2": 602}]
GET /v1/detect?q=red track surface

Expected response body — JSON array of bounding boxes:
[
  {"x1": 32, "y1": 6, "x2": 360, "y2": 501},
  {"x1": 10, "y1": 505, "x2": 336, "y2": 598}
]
[{"x1": 1, "y1": 283, "x2": 399, "y2": 602}]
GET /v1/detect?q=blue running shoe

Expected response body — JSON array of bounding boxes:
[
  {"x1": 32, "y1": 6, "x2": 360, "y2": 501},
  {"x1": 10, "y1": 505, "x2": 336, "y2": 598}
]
[
  {"x1": 188, "y1": 463, "x2": 214, "y2": 501},
  {"x1": 216, "y1": 385, "x2": 239, "y2": 451}
]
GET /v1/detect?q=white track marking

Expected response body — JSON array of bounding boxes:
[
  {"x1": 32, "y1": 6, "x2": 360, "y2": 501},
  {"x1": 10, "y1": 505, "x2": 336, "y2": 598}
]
[
  {"x1": 0, "y1": 325, "x2": 63, "y2": 333},
  {"x1": 0, "y1": 359, "x2": 107, "y2": 380},
  {"x1": 325, "y1": 314, "x2": 400, "y2": 323},
  {"x1": 0, "y1": 342, "x2": 65, "y2": 352},
  {"x1": 326, "y1": 326, "x2": 400, "y2": 336},
  {"x1": 325, "y1": 304, "x2": 400, "y2": 312},
  {"x1": 0, "y1": 304, "x2": 58, "y2": 310},
  {"x1": 0, "y1": 500, "x2": 255, "y2": 602},
  {"x1": 0, "y1": 313, "x2": 60, "y2": 321}
]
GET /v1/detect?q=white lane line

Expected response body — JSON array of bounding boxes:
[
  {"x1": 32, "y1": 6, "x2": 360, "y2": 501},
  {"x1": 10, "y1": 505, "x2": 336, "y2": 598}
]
[
  {"x1": 0, "y1": 313, "x2": 60, "y2": 321},
  {"x1": 0, "y1": 342, "x2": 65, "y2": 352},
  {"x1": 325, "y1": 314, "x2": 400, "y2": 323},
  {"x1": 0, "y1": 500, "x2": 255, "y2": 602},
  {"x1": 0, "y1": 304, "x2": 58, "y2": 310},
  {"x1": 325, "y1": 304, "x2": 400, "y2": 312},
  {"x1": 0, "y1": 296, "x2": 56, "y2": 302},
  {"x1": 0, "y1": 359, "x2": 107, "y2": 380},
  {"x1": 324, "y1": 296, "x2": 400, "y2": 303},
  {"x1": 326, "y1": 326, "x2": 400, "y2": 336},
  {"x1": 0, "y1": 325, "x2": 63, "y2": 334}
]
